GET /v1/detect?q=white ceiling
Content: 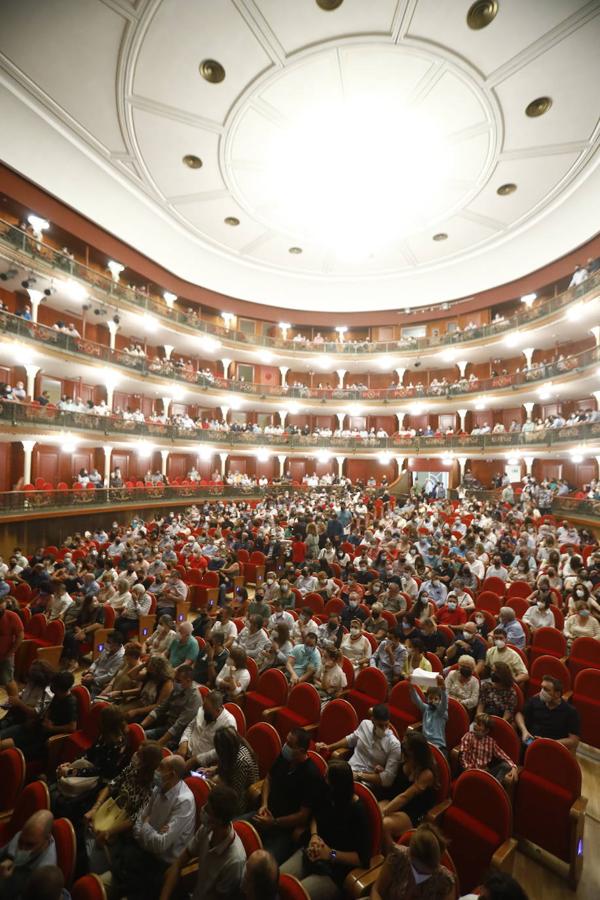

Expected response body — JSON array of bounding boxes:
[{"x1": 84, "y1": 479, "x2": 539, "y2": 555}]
[{"x1": 0, "y1": 0, "x2": 599, "y2": 312}]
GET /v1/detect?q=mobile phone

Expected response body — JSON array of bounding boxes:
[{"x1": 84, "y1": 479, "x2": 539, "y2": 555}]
[{"x1": 190, "y1": 771, "x2": 207, "y2": 779}]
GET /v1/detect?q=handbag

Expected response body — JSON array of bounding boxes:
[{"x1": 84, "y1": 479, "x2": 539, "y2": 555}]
[
  {"x1": 92, "y1": 794, "x2": 129, "y2": 833},
  {"x1": 57, "y1": 758, "x2": 100, "y2": 799}
]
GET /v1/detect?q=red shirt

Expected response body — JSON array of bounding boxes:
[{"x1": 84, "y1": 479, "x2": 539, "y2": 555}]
[
  {"x1": 437, "y1": 606, "x2": 467, "y2": 627},
  {"x1": 0, "y1": 610, "x2": 23, "y2": 658}
]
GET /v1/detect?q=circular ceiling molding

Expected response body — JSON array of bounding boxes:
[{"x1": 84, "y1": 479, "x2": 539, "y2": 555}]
[
  {"x1": 182, "y1": 154, "x2": 202, "y2": 169},
  {"x1": 466, "y1": 1, "x2": 499, "y2": 30},
  {"x1": 525, "y1": 96, "x2": 553, "y2": 118},
  {"x1": 199, "y1": 59, "x2": 225, "y2": 83}
]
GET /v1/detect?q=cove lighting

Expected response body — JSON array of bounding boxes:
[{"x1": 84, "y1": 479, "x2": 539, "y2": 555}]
[
  {"x1": 256, "y1": 449, "x2": 271, "y2": 462},
  {"x1": 62, "y1": 440, "x2": 78, "y2": 454},
  {"x1": 570, "y1": 452, "x2": 584, "y2": 464},
  {"x1": 378, "y1": 452, "x2": 391, "y2": 465},
  {"x1": 136, "y1": 441, "x2": 153, "y2": 458},
  {"x1": 199, "y1": 337, "x2": 221, "y2": 353},
  {"x1": 62, "y1": 279, "x2": 88, "y2": 302},
  {"x1": 315, "y1": 357, "x2": 333, "y2": 370},
  {"x1": 287, "y1": 402, "x2": 300, "y2": 415},
  {"x1": 140, "y1": 314, "x2": 158, "y2": 333},
  {"x1": 441, "y1": 455, "x2": 454, "y2": 466},
  {"x1": 198, "y1": 447, "x2": 213, "y2": 462},
  {"x1": 317, "y1": 451, "x2": 331, "y2": 464},
  {"x1": 507, "y1": 457, "x2": 520, "y2": 466}
]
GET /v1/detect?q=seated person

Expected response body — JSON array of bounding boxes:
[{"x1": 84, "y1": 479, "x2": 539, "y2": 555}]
[
  {"x1": 236, "y1": 615, "x2": 270, "y2": 659},
  {"x1": 372, "y1": 822, "x2": 455, "y2": 900},
  {"x1": 167, "y1": 621, "x2": 199, "y2": 671},
  {"x1": 403, "y1": 637, "x2": 432, "y2": 677},
  {"x1": 498, "y1": 607, "x2": 526, "y2": 651},
  {"x1": 444, "y1": 621, "x2": 486, "y2": 666},
  {"x1": 210, "y1": 606, "x2": 238, "y2": 650},
  {"x1": 477, "y1": 661, "x2": 519, "y2": 723},
  {"x1": 0, "y1": 660, "x2": 54, "y2": 751},
  {"x1": 478, "y1": 628, "x2": 529, "y2": 686},
  {"x1": 242, "y1": 849, "x2": 280, "y2": 900},
  {"x1": 340, "y1": 619, "x2": 372, "y2": 672},
  {"x1": 10, "y1": 671, "x2": 77, "y2": 759},
  {"x1": 113, "y1": 584, "x2": 152, "y2": 638},
  {"x1": 418, "y1": 618, "x2": 450, "y2": 659},
  {"x1": 445, "y1": 655, "x2": 480, "y2": 711},
  {"x1": 161, "y1": 785, "x2": 245, "y2": 900},
  {"x1": 286, "y1": 631, "x2": 321, "y2": 685},
  {"x1": 436, "y1": 594, "x2": 467, "y2": 628},
  {"x1": 0, "y1": 810, "x2": 56, "y2": 900},
  {"x1": 291, "y1": 608, "x2": 320, "y2": 645},
  {"x1": 457, "y1": 713, "x2": 518, "y2": 787},
  {"x1": 363, "y1": 602, "x2": 389, "y2": 642},
  {"x1": 98, "y1": 641, "x2": 143, "y2": 700},
  {"x1": 316, "y1": 704, "x2": 402, "y2": 796},
  {"x1": 215, "y1": 646, "x2": 251, "y2": 700},
  {"x1": 109, "y1": 755, "x2": 196, "y2": 900},
  {"x1": 117, "y1": 655, "x2": 174, "y2": 723},
  {"x1": 379, "y1": 732, "x2": 440, "y2": 850},
  {"x1": 252, "y1": 728, "x2": 322, "y2": 864},
  {"x1": 280, "y1": 760, "x2": 370, "y2": 897},
  {"x1": 140, "y1": 664, "x2": 200, "y2": 748},
  {"x1": 80, "y1": 630, "x2": 125, "y2": 698},
  {"x1": 178, "y1": 689, "x2": 236, "y2": 770},
  {"x1": 515, "y1": 675, "x2": 580, "y2": 754},
  {"x1": 60, "y1": 594, "x2": 105, "y2": 670},
  {"x1": 193, "y1": 631, "x2": 228, "y2": 686},
  {"x1": 313, "y1": 647, "x2": 347, "y2": 705},
  {"x1": 317, "y1": 612, "x2": 344, "y2": 651},
  {"x1": 371, "y1": 627, "x2": 407, "y2": 686},
  {"x1": 410, "y1": 676, "x2": 449, "y2": 755}
]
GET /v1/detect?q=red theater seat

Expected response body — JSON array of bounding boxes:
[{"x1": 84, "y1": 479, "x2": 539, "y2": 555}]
[
  {"x1": 0, "y1": 781, "x2": 50, "y2": 846},
  {"x1": 246, "y1": 722, "x2": 282, "y2": 778},
  {"x1": 244, "y1": 669, "x2": 289, "y2": 728},
  {"x1": 572, "y1": 668, "x2": 600, "y2": 749},
  {"x1": 529, "y1": 627, "x2": 567, "y2": 664},
  {"x1": 568, "y1": 637, "x2": 600, "y2": 679},
  {"x1": 344, "y1": 667, "x2": 388, "y2": 722},
  {"x1": 315, "y1": 699, "x2": 358, "y2": 754},
  {"x1": 388, "y1": 681, "x2": 421, "y2": 737},
  {"x1": 265, "y1": 683, "x2": 320, "y2": 742}
]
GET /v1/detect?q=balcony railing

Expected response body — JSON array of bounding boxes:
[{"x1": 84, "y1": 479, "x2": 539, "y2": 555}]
[
  {"x1": 0, "y1": 309, "x2": 597, "y2": 405},
  {"x1": 552, "y1": 497, "x2": 600, "y2": 520},
  {"x1": 1, "y1": 217, "x2": 598, "y2": 355},
  {"x1": 2, "y1": 399, "x2": 600, "y2": 454},
  {"x1": 0, "y1": 482, "x2": 341, "y2": 517}
]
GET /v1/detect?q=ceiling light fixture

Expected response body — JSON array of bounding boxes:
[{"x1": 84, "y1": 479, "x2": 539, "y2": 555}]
[
  {"x1": 224, "y1": 217, "x2": 240, "y2": 226},
  {"x1": 199, "y1": 60, "x2": 226, "y2": 83},
  {"x1": 259, "y1": 350, "x2": 274, "y2": 364},
  {"x1": 467, "y1": 1, "x2": 498, "y2": 29},
  {"x1": 441, "y1": 455, "x2": 454, "y2": 466},
  {"x1": 316, "y1": 0, "x2": 344, "y2": 10},
  {"x1": 182, "y1": 154, "x2": 202, "y2": 169},
  {"x1": 62, "y1": 439, "x2": 78, "y2": 454},
  {"x1": 433, "y1": 233, "x2": 448, "y2": 241},
  {"x1": 526, "y1": 97, "x2": 552, "y2": 118},
  {"x1": 497, "y1": 183, "x2": 517, "y2": 196},
  {"x1": 289, "y1": 247, "x2": 303, "y2": 255},
  {"x1": 507, "y1": 456, "x2": 520, "y2": 467},
  {"x1": 346, "y1": 404, "x2": 362, "y2": 417}
]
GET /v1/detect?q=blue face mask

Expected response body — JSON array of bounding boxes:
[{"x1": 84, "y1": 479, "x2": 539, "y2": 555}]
[{"x1": 281, "y1": 743, "x2": 294, "y2": 761}]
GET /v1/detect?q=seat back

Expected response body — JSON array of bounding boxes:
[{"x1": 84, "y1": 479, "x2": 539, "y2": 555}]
[
  {"x1": 506, "y1": 597, "x2": 529, "y2": 619},
  {"x1": 569, "y1": 637, "x2": 600, "y2": 678},
  {"x1": 475, "y1": 591, "x2": 502, "y2": 615},
  {"x1": 446, "y1": 698, "x2": 470, "y2": 751},
  {"x1": 303, "y1": 593, "x2": 325, "y2": 614},
  {"x1": 528, "y1": 655, "x2": 571, "y2": 698},
  {"x1": 353, "y1": 666, "x2": 389, "y2": 703},
  {"x1": 201, "y1": 571, "x2": 220, "y2": 589},
  {"x1": 82, "y1": 700, "x2": 109, "y2": 742},
  {"x1": 126, "y1": 723, "x2": 146, "y2": 756},
  {"x1": 72, "y1": 873, "x2": 107, "y2": 900},
  {"x1": 318, "y1": 699, "x2": 358, "y2": 746},
  {"x1": 44, "y1": 619, "x2": 65, "y2": 645},
  {"x1": 224, "y1": 702, "x2": 247, "y2": 737},
  {"x1": 429, "y1": 743, "x2": 451, "y2": 804},
  {"x1": 279, "y1": 874, "x2": 311, "y2": 900},
  {"x1": 506, "y1": 582, "x2": 532, "y2": 600},
  {"x1": 288, "y1": 683, "x2": 321, "y2": 722},
  {"x1": 489, "y1": 716, "x2": 520, "y2": 764},
  {"x1": 514, "y1": 738, "x2": 581, "y2": 862},
  {"x1": 184, "y1": 776, "x2": 211, "y2": 827},
  {"x1": 246, "y1": 723, "x2": 282, "y2": 778},
  {"x1": 530, "y1": 627, "x2": 567, "y2": 662},
  {"x1": 52, "y1": 817, "x2": 77, "y2": 885},
  {"x1": 233, "y1": 819, "x2": 263, "y2": 856},
  {"x1": 444, "y1": 770, "x2": 512, "y2": 893},
  {"x1": 0, "y1": 748, "x2": 26, "y2": 813},
  {"x1": 307, "y1": 750, "x2": 328, "y2": 777},
  {"x1": 481, "y1": 577, "x2": 506, "y2": 597},
  {"x1": 26, "y1": 612, "x2": 46, "y2": 638},
  {"x1": 72, "y1": 684, "x2": 91, "y2": 726},
  {"x1": 388, "y1": 681, "x2": 421, "y2": 736},
  {"x1": 573, "y1": 668, "x2": 600, "y2": 748},
  {"x1": 353, "y1": 782, "x2": 383, "y2": 861},
  {"x1": 395, "y1": 830, "x2": 458, "y2": 897}
]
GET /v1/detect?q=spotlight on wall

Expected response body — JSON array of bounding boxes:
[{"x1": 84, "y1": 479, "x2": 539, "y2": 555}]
[
  {"x1": 113, "y1": 314, "x2": 120, "y2": 325},
  {"x1": 21, "y1": 276, "x2": 37, "y2": 289},
  {"x1": 0, "y1": 269, "x2": 17, "y2": 281}
]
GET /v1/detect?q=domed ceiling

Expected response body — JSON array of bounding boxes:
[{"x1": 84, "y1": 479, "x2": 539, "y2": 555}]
[{"x1": 0, "y1": 0, "x2": 599, "y2": 310}]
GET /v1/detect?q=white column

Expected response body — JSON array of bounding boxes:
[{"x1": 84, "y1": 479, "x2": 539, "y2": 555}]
[
  {"x1": 457, "y1": 360, "x2": 468, "y2": 378},
  {"x1": 279, "y1": 366, "x2": 289, "y2": 386},
  {"x1": 522, "y1": 347, "x2": 535, "y2": 369},
  {"x1": 219, "y1": 452, "x2": 228, "y2": 478},
  {"x1": 105, "y1": 385, "x2": 115, "y2": 411},
  {"x1": 593, "y1": 392, "x2": 600, "y2": 411},
  {"x1": 523, "y1": 455, "x2": 534, "y2": 475},
  {"x1": 21, "y1": 440, "x2": 35, "y2": 485},
  {"x1": 457, "y1": 409, "x2": 468, "y2": 432},
  {"x1": 336, "y1": 412, "x2": 345, "y2": 430},
  {"x1": 24, "y1": 365, "x2": 40, "y2": 400},
  {"x1": 335, "y1": 456, "x2": 345, "y2": 478},
  {"x1": 278, "y1": 455, "x2": 287, "y2": 478},
  {"x1": 395, "y1": 367, "x2": 406, "y2": 386},
  {"x1": 162, "y1": 397, "x2": 171, "y2": 418},
  {"x1": 522, "y1": 402, "x2": 535, "y2": 422},
  {"x1": 590, "y1": 326, "x2": 600, "y2": 347},
  {"x1": 396, "y1": 456, "x2": 406, "y2": 477},
  {"x1": 163, "y1": 344, "x2": 174, "y2": 360},
  {"x1": 220, "y1": 405, "x2": 229, "y2": 423},
  {"x1": 279, "y1": 410, "x2": 288, "y2": 428},
  {"x1": 336, "y1": 369, "x2": 347, "y2": 389},
  {"x1": 103, "y1": 446, "x2": 112, "y2": 488},
  {"x1": 27, "y1": 289, "x2": 44, "y2": 324},
  {"x1": 457, "y1": 456, "x2": 468, "y2": 481},
  {"x1": 107, "y1": 320, "x2": 119, "y2": 351},
  {"x1": 164, "y1": 292, "x2": 177, "y2": 311},
  {"x1": 160, "y1": 449, "x2": 169, "y2": 477},
  {"x1": 396, "y1": 412, "x2": 406, "y2": 431},
  {"x1": 221, "y1": 358, "x2": 232, "y2": 378}
]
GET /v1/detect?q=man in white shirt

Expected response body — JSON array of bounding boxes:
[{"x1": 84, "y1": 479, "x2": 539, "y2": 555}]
[
  {"x1": 110, "y1": 755, "x2": 195, "y2": 900},
  {"x1": 178, "y1": 690, "x2": 236, "y2": 769}
]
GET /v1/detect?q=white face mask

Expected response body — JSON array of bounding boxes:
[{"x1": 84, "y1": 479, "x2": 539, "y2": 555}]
[
  {"x1": 410, "y1": 863, "x2": 432, "y2": 885},
  {"x1": 494, "y1": 639, "x2": 506, "y2": 649},
  {"x1": 537, "y1": 602, "x2": 546, "y2": 611},
  {"x1": 540, "y1": 688, "x2": 552, "y2": 704},
  {"x1": 350, "y1": 627, "x2": 360, "y2": 636}
]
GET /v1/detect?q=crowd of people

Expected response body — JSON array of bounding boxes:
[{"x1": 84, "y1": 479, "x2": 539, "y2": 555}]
[{"x1": 0, "y1": 478, "x2": 597, "y2": 899}]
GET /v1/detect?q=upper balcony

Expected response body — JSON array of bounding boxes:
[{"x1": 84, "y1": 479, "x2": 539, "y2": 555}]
[{"x1": 1, "y1": 216, "x2": 599, "y2": 359}]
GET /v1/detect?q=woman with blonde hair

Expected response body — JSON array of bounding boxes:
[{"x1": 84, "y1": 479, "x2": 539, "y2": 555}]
[{"x1": 373, "y1": 822, "x2": 455, "y2": 900}]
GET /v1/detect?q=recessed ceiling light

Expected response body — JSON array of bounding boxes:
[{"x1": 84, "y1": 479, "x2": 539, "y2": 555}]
[
  {"x1": 199, "y1": 59, "x2": 225, "y2": 83},
  {"x1": 525, "y1": 97, "x2": 553, "y2": 118},
  {"x1": 433, "y1": 233, "x2": 448, "y2": 241},
  {"x1": 224, "y1": 217, "x2": 240, "y2": 226},
  {"x1": 183, "y1": 155, "x2": 202, "y2": 169},
  {"x1": 467, "y1": 1, "x2": 498, "y2": 30},
  {"x1": 316, "y1": 0, "x2": 344, "y2": 9},
  {"x1": 289, "y1": 247, "x2": 303, "y2": 254},
  {"x1": 497, "y1": 183, "x2": 517, "y2": 196}
]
